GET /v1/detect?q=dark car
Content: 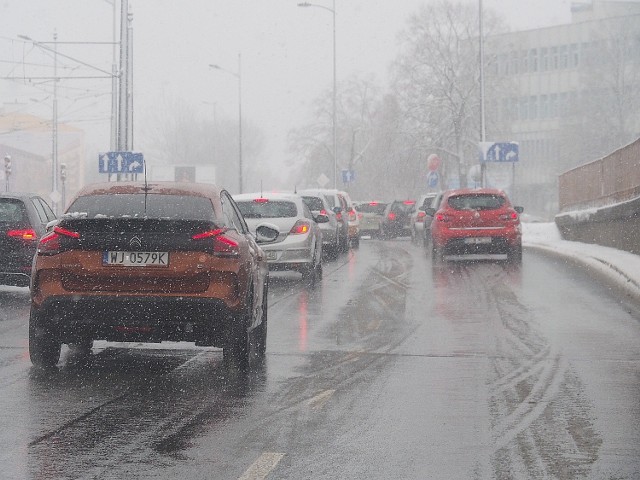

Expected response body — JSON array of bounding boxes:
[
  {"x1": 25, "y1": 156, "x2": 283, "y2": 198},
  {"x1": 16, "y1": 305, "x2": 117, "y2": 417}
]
[
  {"x1": 378, "y1": 200, "x2": 416, "y2": 238},
  {"x1": 0, "y1": 193, "x2": 57, "y2": 287},
  {"x1": 427, "y1": 188, "x2": 523, "y2": 263},
  {"x1": 28, "y1": 181, "x2": 278, "y2": 368}
]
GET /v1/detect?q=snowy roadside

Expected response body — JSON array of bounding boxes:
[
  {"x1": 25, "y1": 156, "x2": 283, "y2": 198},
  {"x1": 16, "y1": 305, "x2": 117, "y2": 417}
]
[{"x1": 523, "y1": 222, "x2": 640, "y2": 302}]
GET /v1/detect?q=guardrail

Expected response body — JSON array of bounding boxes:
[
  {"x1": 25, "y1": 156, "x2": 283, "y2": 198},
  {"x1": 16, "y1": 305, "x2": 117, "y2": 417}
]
[{"x1": 555, "y1": 137, "x2": 640, "y2": 253}]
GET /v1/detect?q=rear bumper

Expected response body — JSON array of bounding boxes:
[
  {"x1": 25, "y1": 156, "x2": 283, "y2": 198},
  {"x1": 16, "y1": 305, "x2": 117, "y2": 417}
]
[
  {"x1": 32, "y1": 295, "x2": 237, "y2": 347},
  {"x1": 434, "y1": 228, "x2": 522, "y2": 255}
]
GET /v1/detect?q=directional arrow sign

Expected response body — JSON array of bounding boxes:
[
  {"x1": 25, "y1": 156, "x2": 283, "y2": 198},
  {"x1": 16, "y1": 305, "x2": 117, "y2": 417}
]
[
  {"x1": 479, "y1": 142, "x2": 519, "y2": 163},
  {"x1": 98, "y1": 152, "x2": 144, "y2": 173}
]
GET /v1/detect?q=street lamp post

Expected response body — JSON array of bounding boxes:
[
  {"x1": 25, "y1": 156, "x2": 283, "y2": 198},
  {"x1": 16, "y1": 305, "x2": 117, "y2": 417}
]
[
  {"x1": 209, "y1": 54, "x2": 243, "y2": 193},
  {"x1": 298, "y1": 0, "x2": 337, "y2": 189}
]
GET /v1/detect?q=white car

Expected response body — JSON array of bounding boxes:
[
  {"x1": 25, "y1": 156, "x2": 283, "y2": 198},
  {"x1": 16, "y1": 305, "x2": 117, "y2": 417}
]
[
  {"x1": 411, "y1": 193, "x2": 438, "y2": 244},
  {"x1": 299, "y1": 190, "x2": 341, "y2": 259},
  {"x1": 234, "y1": 192, "x2": 326, "y2": 283}
]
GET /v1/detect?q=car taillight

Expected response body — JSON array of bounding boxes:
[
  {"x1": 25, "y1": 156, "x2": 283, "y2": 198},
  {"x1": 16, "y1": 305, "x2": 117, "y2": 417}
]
[
  {"x1": 192, "y1": 228, "x2": 239, "y2": 257},
  {"x1": 499, "y1": 211, "x2": 519, "y2": 221},
  {"x1": 290, "y1": 220, "x2": 310, "y2": 235},
  {"x1": 348, "y1": 209, "x2": 357, "y2": 222},
  {"x1": 320, "y1": 209, "x2": 327, "y2": 216},
  {"x1": 435, "y1": 213, "x2": 450, "y2": 222},
  {"x1": 388, "y1": 212, "x2": 396, "y2": 221},
  {"x1": 336, "y1": 212, "x2": 343, "y2": 221},
  {"x1": 37, "y1": 226, "x2": 80, "y2": 255},
  {"x1": 416, "y1": 211, "x2": 426, "y2": 222},
  {"x1": 254, "y1": 198, "x2": 269, "y2": 203},
  {"x1": 7, "y1": 228, "x2": 37, "y2": 241}
]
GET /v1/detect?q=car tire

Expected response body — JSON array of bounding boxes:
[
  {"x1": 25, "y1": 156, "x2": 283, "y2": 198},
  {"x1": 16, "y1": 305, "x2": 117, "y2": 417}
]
[
  {"x1": 351, "y1": 236, "x2": 360, "y2": 249},
  {"x1": 29, "y1": 308, "x2": 62, "y2": 368},
  {"x1": 224, "y1": 299, "x2": 253, "y2": 369},
  {"x1": 253, "y1": 283, "x2": 268, "y2": 359},
  {"x1": 507, "y1": 245, "x2": 523, "y2": 264},
  {"x1": 432, "y1": 245, "x2": 445, "y2": 264}
]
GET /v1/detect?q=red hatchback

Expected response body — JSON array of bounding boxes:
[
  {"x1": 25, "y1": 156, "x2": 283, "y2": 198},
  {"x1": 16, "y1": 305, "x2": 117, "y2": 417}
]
[{"x1": 426, "y1": 188, "x2": 523, "y2": 263}]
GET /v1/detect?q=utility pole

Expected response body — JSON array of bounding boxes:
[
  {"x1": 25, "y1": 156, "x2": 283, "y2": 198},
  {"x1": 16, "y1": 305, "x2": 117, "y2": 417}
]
[{"x1": 52, "y1": 31, "x2": 59, "y2": 213}]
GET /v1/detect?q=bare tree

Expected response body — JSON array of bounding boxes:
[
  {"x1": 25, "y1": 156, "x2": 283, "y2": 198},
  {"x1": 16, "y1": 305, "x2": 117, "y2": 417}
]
[{"x1": 392, "y1": 0, "x2": 505, "y2": 188}]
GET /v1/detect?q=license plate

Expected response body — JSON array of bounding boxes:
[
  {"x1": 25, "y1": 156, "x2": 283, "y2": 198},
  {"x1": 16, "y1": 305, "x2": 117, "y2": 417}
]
[
  {"x1": 464, "y1": 237, "x2": 491, "y2": 245},
  {"x1": 266, "y1": 251, "x2": 278, "y2": 260},
  {"x1": 103, "y1": 251, "x2": 169, "y2": 267}
]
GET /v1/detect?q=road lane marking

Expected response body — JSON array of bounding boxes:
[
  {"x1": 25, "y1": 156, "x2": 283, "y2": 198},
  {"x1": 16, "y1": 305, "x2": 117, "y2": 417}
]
[
  {"x1": 238, "y1": 452, "x2": 285, "y2": 480},
  {"x1": 307, "y1": 389, "x2": 336, "y2": 410}
]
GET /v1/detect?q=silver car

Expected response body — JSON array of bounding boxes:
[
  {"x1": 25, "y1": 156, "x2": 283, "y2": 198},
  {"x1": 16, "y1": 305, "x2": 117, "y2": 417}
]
[
  {"x1": 299, "y1": 190, "x2": 341, "y2": 259},
  {"x1": 234, "y1": 192, "x2": 326, "y2": 283}
]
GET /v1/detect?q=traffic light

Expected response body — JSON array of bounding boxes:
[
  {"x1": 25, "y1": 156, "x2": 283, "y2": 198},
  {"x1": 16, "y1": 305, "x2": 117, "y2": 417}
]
[
  {"x1": 59, "y1": 163, "x2": 67, "y2": 181},
  {"x1": 4, "y1": 155, "x2": 11, "y2": 176}
]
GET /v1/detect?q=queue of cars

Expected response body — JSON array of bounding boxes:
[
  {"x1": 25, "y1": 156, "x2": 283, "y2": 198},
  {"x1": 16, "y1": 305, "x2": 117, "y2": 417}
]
[{"x1": 1, "y1": 181, "x2": 522, "y2": 369}]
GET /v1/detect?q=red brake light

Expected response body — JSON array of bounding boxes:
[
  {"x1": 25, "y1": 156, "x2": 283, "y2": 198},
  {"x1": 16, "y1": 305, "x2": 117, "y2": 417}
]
[
  {"x1": 369, "y1": 202, "x2": 378, "y2": 206},
  {"x1": 416, "y1": 211, "x2": 426, "y2": 221},
  {"x1": 192, "y1": 228, "x2": 226, "y2": 240},
  {"x1": 348, "y1": 209, "x2": 357, "y2": 221},
  {"x1": 320, "y1": 209, "x2": 327, "y2": 216},
  {"x1": 37, "y1": 226, "x2": 80, "y2": 255},
  {"x1": 388, "y1": 212, "x2": 396, "y2": 221},
  {"x1": 435, "y1": 213, "x2": 449, "y2": 222},
  {"x1": 499, "y1": 211, "x2": 519, "y2": 221},
  {"x1": 290, "y1": 220, "x2": 310, "y2": 235},
  {"x1": 7, "y1": 229, "x2": 37, "y2": 240},
  {"x1": 403, "y1": 200, "x2": 416, "y2": 205},
  {"x1": 192, "y1": 228, "x2": 239, "y2": 256},
  {"x1": 254, "y1": 198, "x2": 269, "y2": 203}
]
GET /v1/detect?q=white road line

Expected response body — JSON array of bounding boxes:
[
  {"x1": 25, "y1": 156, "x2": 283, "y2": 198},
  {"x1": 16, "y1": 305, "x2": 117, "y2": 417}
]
[
  {"x1": 307, "y1": 389, "x2": 336, "y2": 410},
  {"x1": 237, "y1": 452, "x2": 285, "y2": 480}
]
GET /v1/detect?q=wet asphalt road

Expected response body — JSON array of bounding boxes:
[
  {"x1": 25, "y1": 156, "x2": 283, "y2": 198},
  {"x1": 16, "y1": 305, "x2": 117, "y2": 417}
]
[{"x1": 0, "y1": 238, "x2": 639, "y2": 479}]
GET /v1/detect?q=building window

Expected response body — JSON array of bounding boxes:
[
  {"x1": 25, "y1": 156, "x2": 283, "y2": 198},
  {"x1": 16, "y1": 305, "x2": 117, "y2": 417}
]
[
  {"x1": 570, "y1": 43, "x2": 579, "y2": 68},
  {"x1": 511, "y1": 97, "x2": 519, "y2": 120},
  {"x1": 550, "y1": 46, "x2": 558, "y2": 69},
  {"x1": 511, "y1": 51, "x2": 519, "y2": 75},
  {"x1": 559, "y1": 45, "x2": 568, "y2": 68},
  {"x1": 521, "y1": 50, "x2": 529, "y2": 73},
  {"x1": 529, "y1": 96, "x2": 538, "y2": 119},
  {"x1": 549, "y1": 93, "x2": 558, "y2": 117},
  {"x1": 540, "y1": 47, "x2": 548, "y2": 71},
  {"x1": 529, "y1": 48, "x2": 538, "y2": 72},
  {"x1": 499, "y1": 53, "x2": 508, "y2": 76},
  {"x1": 520, "y1": 97, "x2": 529, "y2": 120},
  {"x1": 540, "y1": 94, "x2": 548, "y2": 118}
]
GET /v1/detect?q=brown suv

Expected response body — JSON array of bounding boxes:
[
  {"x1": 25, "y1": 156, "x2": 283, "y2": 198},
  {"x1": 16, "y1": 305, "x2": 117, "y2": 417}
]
[{"x1": 29, "y1": 181, "x2": 278, "y2": 368}]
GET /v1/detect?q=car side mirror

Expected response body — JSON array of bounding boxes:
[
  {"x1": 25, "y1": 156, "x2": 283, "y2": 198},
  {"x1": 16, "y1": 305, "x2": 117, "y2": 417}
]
[
  {"x1": 514, "y1": 206, "x2": 524, "y2": 214},
  {"x1": 255, "y1": 223, "x2": 280, "y2": 244},
  {"x1": 424, "y1": 207, "x2": 436, "y2": 216},
  {"x1": 314, "y1": 213, "x2": 330, "y2": 224}
]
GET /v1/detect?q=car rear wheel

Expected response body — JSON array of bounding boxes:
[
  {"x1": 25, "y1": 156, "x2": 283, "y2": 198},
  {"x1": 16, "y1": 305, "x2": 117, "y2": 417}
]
[
  {"x1": 253, "y1": 284, "x2": 268, "y2": 359},
  {"x1": 432, "y1": 245, "x2": 445, "y2": 264},
  {"x1": 29, "y1": 309, "x2": 62, "y2": 368},
  {"x1": 507, "y1": 245, "x2": 523, "y2": 264}
]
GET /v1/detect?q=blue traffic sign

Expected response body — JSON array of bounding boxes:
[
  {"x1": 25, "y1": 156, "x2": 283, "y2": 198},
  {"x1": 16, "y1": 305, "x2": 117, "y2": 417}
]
[
  {"x1": 479, "y1": 142, "x2": 519, "y2": 163},
  {"x1": 426, "y1": 171, "x2": 440, "y2": 188},
  {"x1": 342, "y1": 169, "x2": 355, "y2": 184},
  {"x1": 99, "y1": 152, "x2": 144, "y2": 174}
]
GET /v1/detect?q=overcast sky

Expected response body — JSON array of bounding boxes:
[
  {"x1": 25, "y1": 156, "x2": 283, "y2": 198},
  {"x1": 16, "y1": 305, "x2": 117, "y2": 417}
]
[{"x1": 1, "y1": 0, "x2": 574, "y2": 185}]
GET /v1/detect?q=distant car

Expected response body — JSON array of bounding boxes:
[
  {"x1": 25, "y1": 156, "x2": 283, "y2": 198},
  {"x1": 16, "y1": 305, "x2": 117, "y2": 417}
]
[
  {"x1": 410, "y1": 193, "x2": 437, "y2": 244},
  {"x1": 28, "y1": 181, "x2": 277, "y2": 368},
  {"x1": 338, "y1": 190, "x2": 360, "y2": 248},
  {"x1": 427, "y1": 188, "x2": 523, "y2": 263},
  {"x1": 234, "y1": 192, "x2": 325, "y2": 282},
  {"x1": 354, "y1": 201, "x2": 387, "y2": 238},
  {"x1": 422, "y1": 191, "x2": 445, "y2": 249},
  {"x1": 299, "y1": 189, "x2": 341, "y2": 259},
  {"x1": 300, "y1": 188, "x2": 349, "y2": 253},
  {"x1": 0, "y1": 193, "x2": 56, "y2": 287},
  {"x1": 379, "y1": 200, "x2": 416, "y2": 238}
]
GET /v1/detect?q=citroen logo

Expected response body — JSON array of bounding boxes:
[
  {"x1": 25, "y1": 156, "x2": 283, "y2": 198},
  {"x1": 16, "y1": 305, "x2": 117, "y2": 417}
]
[{"x1": 129, "y1": 236, "x2": 142, "y2": 248}]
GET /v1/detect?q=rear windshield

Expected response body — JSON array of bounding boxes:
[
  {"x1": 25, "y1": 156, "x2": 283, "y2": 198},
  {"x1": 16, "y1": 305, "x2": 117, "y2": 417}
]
[
  {"x1": 236, "y1": 200, "x2": 298, "y2": 219},
  {"x1": 390, "y1": 201, "x2": 415, "y2": 214},
  {"x1": 358, "y1": 203, "x2": 387, "y2": 214},
  {"x1": 65, "y1": 194, "x2": 216, "y2": 221},
  {"x1": 302, "y1": 196, "x2": 324, "y2": 211},
  {"x1": 447, "y1": 194, "x2": 506, "y2": 211},
  {"x1": 0, "y1": 199, "x2": 28, "y2": 223}
]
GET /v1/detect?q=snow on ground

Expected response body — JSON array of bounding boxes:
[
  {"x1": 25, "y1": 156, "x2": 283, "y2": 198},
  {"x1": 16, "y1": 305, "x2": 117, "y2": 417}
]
[{"x1": 523, "y1": 222, "x2": 640, "y2": 301}]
